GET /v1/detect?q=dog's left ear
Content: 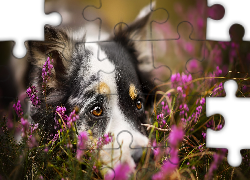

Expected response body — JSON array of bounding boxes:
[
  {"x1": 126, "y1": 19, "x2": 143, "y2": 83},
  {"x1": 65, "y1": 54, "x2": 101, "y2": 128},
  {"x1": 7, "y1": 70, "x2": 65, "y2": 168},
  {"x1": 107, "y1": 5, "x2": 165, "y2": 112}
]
[
  {"x1": 113, "y1": 2, "x2": 155, "y2": 73},
  {"x1": 113, "y1": 2, "x2": 157, "y2": 107}
]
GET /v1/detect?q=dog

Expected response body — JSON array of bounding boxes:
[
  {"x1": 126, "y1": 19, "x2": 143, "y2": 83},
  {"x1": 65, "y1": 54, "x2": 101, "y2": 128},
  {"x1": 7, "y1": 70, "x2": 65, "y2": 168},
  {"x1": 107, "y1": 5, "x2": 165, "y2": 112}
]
[{"x1": 27, "y1": 3, "x2": 156, "y2": 170}]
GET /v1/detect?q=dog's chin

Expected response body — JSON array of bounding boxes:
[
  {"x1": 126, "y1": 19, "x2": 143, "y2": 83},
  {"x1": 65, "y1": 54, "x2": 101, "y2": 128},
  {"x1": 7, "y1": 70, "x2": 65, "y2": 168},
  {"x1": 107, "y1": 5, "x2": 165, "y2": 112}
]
[
  {"x1": 99, "y1": 147, "x2": 136, "y2": 170},
  {"x1": 100, "y1": 150, "x2": 137, "y2": 168},
  {"x1": 99, "y1": 134, "x2": 149, "y2": 175},
  {"x1": 99, "y1": 150, "x2": 137, "y2": 178}
]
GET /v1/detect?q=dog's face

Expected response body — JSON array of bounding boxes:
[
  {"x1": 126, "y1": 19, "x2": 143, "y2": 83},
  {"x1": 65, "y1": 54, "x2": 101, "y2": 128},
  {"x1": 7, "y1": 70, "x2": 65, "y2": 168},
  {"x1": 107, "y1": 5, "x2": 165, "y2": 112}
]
[{"x1": 28, "y1": 4, "x2": 155, "y2": 170}]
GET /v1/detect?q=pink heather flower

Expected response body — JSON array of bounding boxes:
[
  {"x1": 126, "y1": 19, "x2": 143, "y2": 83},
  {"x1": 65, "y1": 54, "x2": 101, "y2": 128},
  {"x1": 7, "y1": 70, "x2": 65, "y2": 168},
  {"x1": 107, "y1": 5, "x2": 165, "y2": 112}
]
[
  {"x1": 242, "y1": 85, "x2": 248, "y2": 93},
  {"x1": 188, "y1": 100, "x2": 204, "y2": 123},
  {"x1": 205, "y1": 149, "x2": 227, "y2": 180},
  {"x1": 153, "y1": 126, "x2": 184, "y2": 180},
  {"x1": 177, "y1": 86, "x2": 183, "y2": 93},
  {"x1": 197, "y1": 18, "x2": 204, "y2": 29},
  {"x1": 200, "y1": 98, "x2": 205, "y2": 106},
  {"x1": 215, "y1": 66, "x2": 222, "y2": 77},
  {"x1": 105, "y1": 162, "x2": 132, "y2": 180},
  {"x1": 67, "y1": 110, "x2": 79, "y2": 128},
  {"x1": 162, "y1": 102, "x2": 170, "y2": 114},
  {"x1": 212, "y1": 82, "x2": 225, "y2": 97},
  {"x1": 217, "y1": 124, "x2": 223, "y2": 130},
  {"x1": 42, "y1": 57, "x2": 54, "y2": 92},
  {"x1": 202, "y1": 132, "x2": 206, "y2": 139},
  {"x1": 13, "y1": 100, "x2": 23, "y2": 117},
  {"x1": 21, "y1": 118, "x2": 30, "y2": 137},
  {"x1": 185, "y1": 43, "x2": 194, "y2": 53},
  {"x1": 93, "y1": 165, "x2": 98, "y2": 173},
  {"x1": 218, "y1": 42, "x2": 230, "y2": 50},
  {"x1": 171, "y1": 73, "x2": 181, "y2": 88},
  {"x1": 182, "y1": 73, "x2": 192, "y2": 89},
  {"x1": 97, "y1": 133, "x2": 113, "y2": 148},
  {"x1": 76, "y1": 131, "x2": 88, "y2": 160},
  {"x1": 51, "y1": 133, "x2": 59, "y2": 143},
  {"x1": 30, "y1": 123, "x2": 38, "y2": 134},
  {"x1": 157, "y1": 113, "x2": 164, "y2": 120},
  {"x1": 179, "y1": 104, "x2": 189, "y2": 117},
  {"x1": 187, "y1": 59, "x2": 200, "y2": 73},
  {"x1": 206, "y1": 120, "x2": 214, "y2": 128},
  {"x1": 152, "y1": 140, "x2": 161, "y2": 161},
  {"x1": 26, "y1": 86, "x2": 40, "y2": 107},
  {"x1": 168, "y1": 125, "x2": 184, "y2": 148},
  {"x1": 55, "y1": 106, "x2": 68, "y2": 124},
  {"x1": 44, "y1": 146, "x2": 49, "y2": 152},
  {"x1": 28, "y1": 135, "x2": 38, "y2": 148},
  {"x1": 171, "y1": 73, "x2": 193, "y2": 89},
  {"x1": 196, "y1": 106, "x2": 202, "y2": 115}
]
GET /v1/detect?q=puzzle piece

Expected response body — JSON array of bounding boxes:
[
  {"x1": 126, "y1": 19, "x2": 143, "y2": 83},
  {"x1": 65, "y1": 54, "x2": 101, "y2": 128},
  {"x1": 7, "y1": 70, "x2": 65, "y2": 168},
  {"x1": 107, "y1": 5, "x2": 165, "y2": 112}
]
[
  {"x1": 0, "y1": 0, "x2": 61, "y2": 58},
  {"x1": 207, "y1": 0, "x2": 250, "y2": 41},
  {"x1": 206, "y1": 80, "x2": 250, "y2": 167}
]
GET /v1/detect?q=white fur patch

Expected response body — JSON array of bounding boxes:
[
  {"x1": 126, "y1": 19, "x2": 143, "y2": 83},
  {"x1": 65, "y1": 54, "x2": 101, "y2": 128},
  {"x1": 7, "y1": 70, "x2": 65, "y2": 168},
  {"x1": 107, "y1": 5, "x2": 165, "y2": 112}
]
[
  {"x1": 101, "y1": 94, "x2": 149, "y2": 170},
  {"x1": 84, "y1": 43, "x2": 149, "y2": 169},
  {"x1": 86, "y1": 43, "x2": 115, "y2": 74}
]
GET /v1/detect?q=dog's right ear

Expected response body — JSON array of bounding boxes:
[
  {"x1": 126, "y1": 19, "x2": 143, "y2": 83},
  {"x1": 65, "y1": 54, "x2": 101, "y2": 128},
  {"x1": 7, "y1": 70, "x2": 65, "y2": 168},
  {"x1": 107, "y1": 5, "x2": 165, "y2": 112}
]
[{"x1": 27, "y1": 26, "x2": 73, "y2": 74}]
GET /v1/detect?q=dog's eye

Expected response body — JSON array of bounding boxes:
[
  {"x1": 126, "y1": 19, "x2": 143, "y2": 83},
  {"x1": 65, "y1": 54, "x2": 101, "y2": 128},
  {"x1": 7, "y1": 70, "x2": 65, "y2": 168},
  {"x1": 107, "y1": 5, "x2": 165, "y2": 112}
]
[
  {"x1": 91, "y1": 106, "x2": 103, "y2": 117},
  {"x1": 136, "y1": 100, "x2": 142, "y2": 110}
]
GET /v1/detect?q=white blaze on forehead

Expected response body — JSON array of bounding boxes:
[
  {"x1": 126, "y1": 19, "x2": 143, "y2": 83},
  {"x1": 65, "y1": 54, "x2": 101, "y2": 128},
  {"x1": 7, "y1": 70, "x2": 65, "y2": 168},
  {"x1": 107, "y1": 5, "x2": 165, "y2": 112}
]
[
  {"x1": 85, "y1": 43, "x2": 117, "y2": 94},
  {"x1": 74, "y1": 43, "x2": 117, "y2": 120},
  {"x1": 85, "y1": 43, "x2": 115, "y2": 74}
]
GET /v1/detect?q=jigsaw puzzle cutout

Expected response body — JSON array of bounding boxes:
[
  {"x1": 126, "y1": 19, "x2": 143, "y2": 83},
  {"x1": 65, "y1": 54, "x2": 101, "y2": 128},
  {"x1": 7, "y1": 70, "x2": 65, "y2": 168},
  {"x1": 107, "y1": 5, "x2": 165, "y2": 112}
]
[
  {"x1": 207, "y1": 0, "x2": 250, "y2": 41},
  {"x1": 0, "y1": 0, "x2": 61, "y2": 59},
  {"x1": 206, "y1": 80, "x2": 250, "y2": 167}
]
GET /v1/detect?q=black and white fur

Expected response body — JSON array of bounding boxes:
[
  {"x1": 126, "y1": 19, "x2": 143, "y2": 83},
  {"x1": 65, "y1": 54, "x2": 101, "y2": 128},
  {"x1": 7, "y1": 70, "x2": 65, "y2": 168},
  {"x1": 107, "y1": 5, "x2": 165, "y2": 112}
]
[{"x1": 27, "y1": 3, "x2": 156, "y2": 170}]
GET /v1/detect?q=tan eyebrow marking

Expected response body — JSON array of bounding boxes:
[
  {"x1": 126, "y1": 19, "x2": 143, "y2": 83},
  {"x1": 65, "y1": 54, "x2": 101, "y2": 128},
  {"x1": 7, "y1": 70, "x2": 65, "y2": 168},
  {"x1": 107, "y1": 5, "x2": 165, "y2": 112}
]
[
  {"x1": 129, "y1": 84, "x2": 138, "y2": 100},
  {"x1": 97, "y1": 82, "x2": 111, "y2": 95}
]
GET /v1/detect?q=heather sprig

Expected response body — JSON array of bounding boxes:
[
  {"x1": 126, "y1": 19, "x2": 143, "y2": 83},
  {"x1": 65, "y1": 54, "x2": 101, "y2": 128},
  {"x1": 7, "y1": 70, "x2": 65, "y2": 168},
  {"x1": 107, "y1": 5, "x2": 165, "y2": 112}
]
[
  {"x1": 171, "y1": 73, "x2": 192, "y2": 89},
  {"x1": 67, "y1": 110, "x2": 79, "y2": 128},
  {"x1": 42, "y1": 56, "x2": 54, "y2": 94},
  {"x1": 153, "y1": 125, "x2": 184, "y2": 179},
  {"x1": 55, "y1": 106, "x2": 67, "y2": 121},
  {"x1": 205, "y1": 149, "x2": 227, "y2": 180},
  {"x1": 13, "y1": 100, "x2": 23, "y2": 117},
  {"x1": 105, "y1": 162, "x2": 132, "y2": 180},
  {"x1": 96, "y1": 133, "x2": 113, "y2": 149},
  {"x1": 26, "y1": 85, "x2": 40, "y2": 107},
  {"x1": 76, "y1": 131, "x2": 88, "y2": 160}
]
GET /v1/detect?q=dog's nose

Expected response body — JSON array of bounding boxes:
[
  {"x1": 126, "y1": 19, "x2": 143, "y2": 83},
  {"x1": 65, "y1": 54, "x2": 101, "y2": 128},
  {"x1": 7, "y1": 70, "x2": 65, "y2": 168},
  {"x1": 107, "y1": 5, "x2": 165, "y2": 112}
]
[{"x1": 131, "y1": 146, "x2": 143, "y2": 164}]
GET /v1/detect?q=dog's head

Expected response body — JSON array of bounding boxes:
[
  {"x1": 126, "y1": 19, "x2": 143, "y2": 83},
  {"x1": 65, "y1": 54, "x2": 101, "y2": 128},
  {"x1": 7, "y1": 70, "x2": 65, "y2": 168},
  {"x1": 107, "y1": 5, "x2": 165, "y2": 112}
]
[{"x1": 27, "y1": 3, "x2": 156, "y2": 170}]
